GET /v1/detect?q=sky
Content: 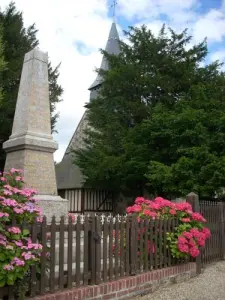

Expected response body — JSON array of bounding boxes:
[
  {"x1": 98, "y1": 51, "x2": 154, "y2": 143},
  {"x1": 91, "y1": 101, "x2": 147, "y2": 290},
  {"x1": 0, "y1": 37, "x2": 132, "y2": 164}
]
[{"x1": 1, "y1": 0, "x2": 225, "y2": 162}]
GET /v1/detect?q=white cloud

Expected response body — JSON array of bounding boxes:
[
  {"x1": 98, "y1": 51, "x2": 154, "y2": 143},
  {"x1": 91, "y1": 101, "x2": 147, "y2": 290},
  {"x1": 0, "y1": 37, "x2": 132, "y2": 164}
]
[
  {"x1": 1, "y1": 0, "x2": 225, "y2": 162},
  {"x1": 193, "y1": 9, "x2": 225, "y2": 43},
  {"x1": 118, "y1": 0, "x2": 198, "y2": 21},
  {"x1": 1, "y1": 0, "x2": 113, "y2": 162}
]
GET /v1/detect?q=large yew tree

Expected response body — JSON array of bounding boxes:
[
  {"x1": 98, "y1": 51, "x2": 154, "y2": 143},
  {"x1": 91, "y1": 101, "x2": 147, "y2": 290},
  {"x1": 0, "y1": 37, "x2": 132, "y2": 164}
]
[
  {"x1": 74, "y1": 25, "x2": 225, "y2": 199},
  {"x1": 0, "y1": 2, "x2": 63, "y2": 170}
]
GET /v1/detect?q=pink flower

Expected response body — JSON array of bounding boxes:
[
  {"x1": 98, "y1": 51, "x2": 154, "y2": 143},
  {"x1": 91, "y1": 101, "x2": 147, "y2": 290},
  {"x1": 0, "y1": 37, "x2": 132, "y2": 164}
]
[
  {"x1": 3, "y1": 189, "x2": 12, "y2": 196},
  {"x1": 190, "y1": 228, "x2": 200, "y2": 237},
  {"x1": 2, "y1": 199, "x2": 17, "y2": 207},
  {"x1": 202, "y1": 227, "x2": 211, "y2": 239},
  {"x1": 169, "y1": 209, "x2": 176, "y2": 215},
  {"x1": 191, "y1": 212, "x2": 206, "y2": 223},
  {"x1": 189, "y1": 238, "x2": 196, "y2": 247},
  {"x1": 143, "y1": 209, "x2": 151, "y2": 216},
  {"x1": 22, "y1": 252, "x2": 35, "y2": 260},
  {"x1": 11, "y1": 257, "x2": 25, "y2": 266},
  {"x1": 0, "y1": 177, "x2": 6, "y2": 182},
  {"x1": 182, "y1": 231, "x2": 193, "y2": 239},
  {"x1": 154, "y1": 197, "x2": 164, "y2": 202},
  {"x1": 0, "y1": 233, "x2": 6, "y2": 246},
  {"x1": 0, "y1": 212, "x2": 9, "y2": 218},
  {"x1": 15, "y1": 176, "x2": 22, "y2": 181},
  {"x1": 27, "y1": 242, "x2": 42, "y2": 250},
  {"x1": 13, "y1": 208, "x2": 24, "y2": 214},
  {"x1": 10, "y1": 168, "x2": 23, "y2": 174},
  {"x1": 131, "y1": 204, "x2": 142, "y2": 213},
  {"x1": 0, "y1": 234, "x2": 6, "y2": 241},
  {"x1": 37, "y1": 217, "x2": 43, "y2": 223},
  {"x1": 8, "y1": 227, "x2": 21, "y2": 234},
  {"x1": 12, "y1": 187, "x2": 21, "y2": 194},
  {"x1": 147, "y1": 240, "x2": 155, "y2": 253},
  {"x1": 153, "y1": 197, "x2": 175, "y2": 209},
  {"x1": 68, "y1": 213, "x2": 76, "y2": 223},
  {"x1": 178, "y1": 243, "x2": 189, "y2": 253},
  {"x1": 194, "y1": 231, "x2": 206, "y2": 247},
  {"x1": 135, "y1": 197, "x2": 145, "y2": 205},
  {"x1": 189, "y1": 246, "x2": 200, "y2": 258},
  {"x1": 3, "y1": 265, "x2": 14, "y2": 271},
  {"x1": 149, "y1": 202, "x2": 161, "y2": 210},
  {"x1": 0, "y1": 240, "x2": 6, "y2": 246},
  {"x1": 176, "y1": 202, "x2": 193, "y2": 212},
  {"x1": 14, "y1": 240, "x2": 23, "y2": 247},
  {"x1": 3, "y1": 184, "x2": 13, "y2": 190},
  {"x1": 142, "y1": 209, "x2": 157, "y2": 219},
  {"x1": 144, "y1": 200, "x2": 153, "y2": 205},
  {"x1": 181, "y1": 218, "x2": 191, "y2": 223},
  {"x1": 178, "y1": 236, "x2": 188, "y2": 244},
  {"x1": 196, "y1": 237, "x2": 205, "y2": 247}
]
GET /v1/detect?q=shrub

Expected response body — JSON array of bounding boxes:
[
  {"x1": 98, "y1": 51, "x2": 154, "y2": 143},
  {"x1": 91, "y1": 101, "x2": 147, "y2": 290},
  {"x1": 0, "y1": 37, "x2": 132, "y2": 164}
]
[
  {"x1": 0, "y1": 169, "x2": 43, "y2": 288},
  {"x1": 126, "y1": 197, "x2": 211, "y2": 259}
]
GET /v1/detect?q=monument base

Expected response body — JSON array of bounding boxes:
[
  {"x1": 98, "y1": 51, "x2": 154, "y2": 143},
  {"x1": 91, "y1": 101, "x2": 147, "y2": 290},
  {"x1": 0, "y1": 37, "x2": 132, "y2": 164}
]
[{"x1": 35, "y1": 195, "x2": 69, "y2": 220}]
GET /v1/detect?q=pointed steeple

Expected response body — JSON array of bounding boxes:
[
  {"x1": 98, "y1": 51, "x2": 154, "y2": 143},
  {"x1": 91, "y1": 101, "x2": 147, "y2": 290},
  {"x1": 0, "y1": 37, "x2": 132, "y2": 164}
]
[{"x1": 89, "y1": 22, "x2": 120, "y2": 92}]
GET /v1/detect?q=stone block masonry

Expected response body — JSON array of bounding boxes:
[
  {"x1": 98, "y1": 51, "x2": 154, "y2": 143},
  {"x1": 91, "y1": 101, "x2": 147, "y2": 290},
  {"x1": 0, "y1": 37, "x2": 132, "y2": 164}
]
[
  {"x1": 3, "y1": 48, "x2": 68, "y2": 218},
  {"x1": 33, "y1": 263, "x2": 196, "y2": 300},
  {"x1": 4, "y1": 149, "x2": 57, "y2": 195}
]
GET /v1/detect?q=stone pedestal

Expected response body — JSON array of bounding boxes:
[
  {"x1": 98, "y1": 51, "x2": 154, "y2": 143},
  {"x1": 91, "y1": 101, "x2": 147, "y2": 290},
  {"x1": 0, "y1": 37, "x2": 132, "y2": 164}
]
[
  {"x1": 3, "y1": 49, "x2": 68, "y2": 218},
  {"x1": 35, "y1": 195, "x2": 69, "y2": 221}
]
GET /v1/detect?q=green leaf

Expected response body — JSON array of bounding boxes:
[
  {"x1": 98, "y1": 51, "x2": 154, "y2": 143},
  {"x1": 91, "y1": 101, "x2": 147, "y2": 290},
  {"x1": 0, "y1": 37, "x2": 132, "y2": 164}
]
[
  {"x1": 7, "y1": 274, "x2": 14, "y2": 281},
  {"x1": 0, "y1": 279, "x2": 6, "y2": 287},
  {"x1": 0, "y1": 253, "x2": 6, "y2": 261},
  {"x1": 22, "y1": 229, "x2": 30, "y2": 236},
  {"x1": 6, "y1": 278, "x2": 14, "y2": 285}
]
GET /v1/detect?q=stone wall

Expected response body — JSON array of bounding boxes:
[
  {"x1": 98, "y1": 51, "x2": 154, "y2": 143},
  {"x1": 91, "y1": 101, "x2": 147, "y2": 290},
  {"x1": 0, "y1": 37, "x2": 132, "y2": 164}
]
[{"x1": 33, "y1": 262, "x2": 196, "y2": 300}]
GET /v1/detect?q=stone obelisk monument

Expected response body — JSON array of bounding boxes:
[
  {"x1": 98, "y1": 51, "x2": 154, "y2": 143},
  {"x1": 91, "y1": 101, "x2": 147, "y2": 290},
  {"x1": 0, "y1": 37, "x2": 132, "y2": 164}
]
[{"x1": 3, "y1": 48, "x2": 68, "y2": 218}]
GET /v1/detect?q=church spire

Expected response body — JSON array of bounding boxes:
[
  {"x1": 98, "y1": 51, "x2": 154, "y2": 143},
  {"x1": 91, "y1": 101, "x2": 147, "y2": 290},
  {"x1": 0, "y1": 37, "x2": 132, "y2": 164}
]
[{"x1": 88, "y1": 21, "x2": 120, "y2": 91}]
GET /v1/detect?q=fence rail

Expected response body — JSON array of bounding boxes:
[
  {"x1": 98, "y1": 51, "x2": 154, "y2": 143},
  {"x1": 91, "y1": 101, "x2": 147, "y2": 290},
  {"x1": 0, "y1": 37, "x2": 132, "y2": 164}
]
[
  {"x1": 0, "y1": 215, "x2": 183, "y2": 298},
  {"x1": 2, "y1": 194, "x2": 225, "y2": 299}
]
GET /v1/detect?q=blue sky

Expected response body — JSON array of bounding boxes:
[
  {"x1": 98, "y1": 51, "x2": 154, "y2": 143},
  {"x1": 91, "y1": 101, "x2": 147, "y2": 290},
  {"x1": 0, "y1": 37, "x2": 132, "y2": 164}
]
[{"x1": 1, "y1": 0, "x2": 225, "y2": 161}]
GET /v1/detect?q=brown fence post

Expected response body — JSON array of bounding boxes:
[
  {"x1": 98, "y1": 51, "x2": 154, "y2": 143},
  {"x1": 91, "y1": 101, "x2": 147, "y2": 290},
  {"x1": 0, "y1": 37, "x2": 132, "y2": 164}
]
[
  {"x1": 130, "y1": 215, "x2": 137, "y2": 275},
  {"x1": 95, "y1": 215, "x2": 102, "y2": 284},
  {"x1": 81, "y1": 188, "x2": 85, "y2": 213},
  {"x1": 219, "y1": 202, "x2": 225, "y2": 260},
  {"x1": 186, "y1": 192, "x2": 201, "y2": 274}
]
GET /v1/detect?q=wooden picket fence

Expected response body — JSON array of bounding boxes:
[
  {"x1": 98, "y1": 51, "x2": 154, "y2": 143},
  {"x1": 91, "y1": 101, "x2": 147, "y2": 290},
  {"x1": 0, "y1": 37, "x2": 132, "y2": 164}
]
[
  {"x1": 0, "y1": 215, "x2": 183, "y2": 298},
  {"x1": 199, "y1": 200, "x2": 225, "y2": 266},
  {"x1": 2, "y1": 193, "x2": 225, "y2": 298}
]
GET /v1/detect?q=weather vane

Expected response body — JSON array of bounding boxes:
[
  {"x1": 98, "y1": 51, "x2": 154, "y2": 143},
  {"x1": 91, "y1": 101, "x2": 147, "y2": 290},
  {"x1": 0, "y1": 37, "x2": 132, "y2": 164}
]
[{"x1": 111, "y1": 0, "x2": 118, "y2": 21}]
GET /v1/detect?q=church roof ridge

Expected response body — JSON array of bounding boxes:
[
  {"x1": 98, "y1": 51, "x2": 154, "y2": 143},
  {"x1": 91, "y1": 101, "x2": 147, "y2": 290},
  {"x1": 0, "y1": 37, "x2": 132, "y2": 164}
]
[{"x1": 88, "y1": 21, "x2": 120, "y2": 90}]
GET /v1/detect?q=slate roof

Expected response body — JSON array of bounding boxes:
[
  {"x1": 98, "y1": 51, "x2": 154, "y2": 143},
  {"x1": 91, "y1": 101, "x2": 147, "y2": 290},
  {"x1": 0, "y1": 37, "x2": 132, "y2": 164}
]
[
  {"x1": 56, "y1": 22, "x2": 120, "y2": 190},
  {"x1": 55, "y1": 153, "x2": 85, "y2": 189},
  {"x1": 88, "y1": 22, "x2": 120, "y2": 90}
]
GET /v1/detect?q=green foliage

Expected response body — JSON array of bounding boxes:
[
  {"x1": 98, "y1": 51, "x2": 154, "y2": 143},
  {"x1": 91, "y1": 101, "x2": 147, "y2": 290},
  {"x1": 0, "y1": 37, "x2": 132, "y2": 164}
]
[
  {"x1": 74, "y1": 24, "x2": 225, "y2": 198},
  {"x1": 0, "y1": 25, "x2": 7, "y2": 105},
  {"x1": 0, "y1": 2, "x2": 63, "y2": 170},
  {"x1": 126, "y1": 196, "x2": 210, "y2": 259},
  {"x1": 0, "y1": 169, "x2": 42, "y2": 298}
]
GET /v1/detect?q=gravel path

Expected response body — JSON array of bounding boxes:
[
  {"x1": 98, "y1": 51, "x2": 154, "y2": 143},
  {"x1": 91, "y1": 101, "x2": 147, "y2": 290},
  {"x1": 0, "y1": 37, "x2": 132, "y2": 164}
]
[{"x1": 134, "y1": 261, "x2": 225, "y2": 300}]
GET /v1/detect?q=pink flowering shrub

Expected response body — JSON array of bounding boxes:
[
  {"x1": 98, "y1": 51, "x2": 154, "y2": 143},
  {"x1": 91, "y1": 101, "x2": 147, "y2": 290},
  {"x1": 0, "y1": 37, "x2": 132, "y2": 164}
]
[
  {"x1": 126, "y1": 197, "x2": 211, "y2": 259},
  {"x1": 0, "y1": 169, "x2": 43, "y2": 287}
]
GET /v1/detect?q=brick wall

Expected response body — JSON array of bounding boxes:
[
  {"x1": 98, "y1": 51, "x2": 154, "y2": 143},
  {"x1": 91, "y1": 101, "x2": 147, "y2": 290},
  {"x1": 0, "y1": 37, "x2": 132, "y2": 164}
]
[{"x1": 33, "y1": 262, "x2": 196, "y2": 300}]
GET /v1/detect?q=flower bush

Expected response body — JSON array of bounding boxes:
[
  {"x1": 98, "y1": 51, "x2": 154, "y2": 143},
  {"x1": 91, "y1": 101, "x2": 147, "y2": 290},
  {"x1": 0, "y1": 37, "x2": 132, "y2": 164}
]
[
  {"x1": 0, "y1": 168, "x2": 43, "y2": 288},
  {"x1": 126, "y1": 197, "x2": 211, "y2": 259}
]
